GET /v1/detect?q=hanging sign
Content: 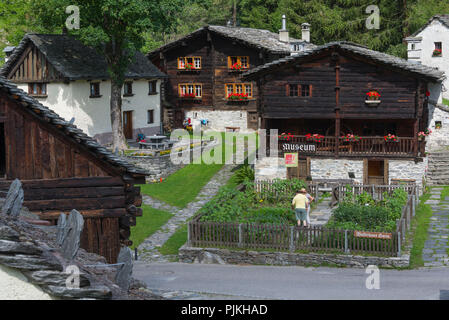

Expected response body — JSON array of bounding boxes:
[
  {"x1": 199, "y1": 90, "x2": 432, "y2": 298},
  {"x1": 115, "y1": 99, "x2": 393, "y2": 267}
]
[
  {"x1": 281, "y1": 143, "x2": 316, "y2": 152},
  {"x1": 354, "y1": 231, "x2": 392, "y2": 240},
  {"x1": 284, "y1": 153, "x2": 298, "y2": 167}
]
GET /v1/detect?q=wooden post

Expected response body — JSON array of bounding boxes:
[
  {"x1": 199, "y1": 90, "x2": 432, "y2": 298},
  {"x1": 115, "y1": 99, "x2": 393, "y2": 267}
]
[
  {"x1": 334, "y1": 53, "x2": 340, "y2": 158},
  {"x1": 344, "y1": 230, "x2": 349, "y2": 253},
  {"x1": 187, "y1": 222, "x2": 191, "y2": 247},
  {"x1": 397, "y1": 232, "x2": 401, "y2": 257},
  {"x1": 238, "y1": 223, "x2": 244, "y2": 248},
  {"x1": 289, "y1": 226, "x2": 295, "y2": 252}
]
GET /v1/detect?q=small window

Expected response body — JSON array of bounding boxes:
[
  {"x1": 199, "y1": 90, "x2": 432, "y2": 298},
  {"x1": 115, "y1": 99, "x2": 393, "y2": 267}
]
[
  {"x1": 28, "y1": 83, "x2": 47, "y2": 96},
  {"x1": 225, "y1": 83, "x2": 253, "y2": 98},
  {"x1": 149, "y1": 80, "x2": 158, "y2": 95},
  {"x1": 179, "y1": 84, "x2": 202, "y2": 98},
  {"x1": 433, "y1": 42, "x2": 442, "y2": 56},
  {"x1": 301, "y1": 85, "x2": 310, "y2": 97},
  {"x1": 411, "y1": 43, "x2": 415, "y2": 50},
  {"x1": 228, "y1": 56, "x2": 250, "y2": 69},
  {"x1": 90, "y1": 82, "x2": 101, "y2": 97},
  {"x1": 288, "y1": 84, "x2": 298, "y2": 97},
  {"x1": 124, "y1": 82, "x2": 133, "y2": 96},
  {"x1": 178, "y1": 57, "x2": 201, "y2": 70},
  {"x1": 147, "y1": 110, "x2": 154, "y2": 124}
]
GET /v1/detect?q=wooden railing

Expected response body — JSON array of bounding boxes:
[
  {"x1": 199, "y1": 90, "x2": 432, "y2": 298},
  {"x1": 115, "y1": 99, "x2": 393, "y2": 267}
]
[
  {"x1": 273, "y1": 135, "x2": 423, "y2": 158},
  {"x1": 331, "y1": 184, "x2": 418, "y2": 204},
  {"x1": 396, "y1": 195, "x2": 417, "y2": 254}
]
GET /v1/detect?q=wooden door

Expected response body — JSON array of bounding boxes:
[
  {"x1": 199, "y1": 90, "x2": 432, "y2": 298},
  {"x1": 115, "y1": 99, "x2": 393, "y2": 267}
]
[
  {"x1": 174, "y1": 110, "x2": 184, "y2": 128},
  {"x1": 364, "y1": 160, "x2": 388, "y2": 185},
  {"x1": 123, "y1": 111, "x2": 133, "y2": 139},
  {"x1": 287, "y1": 157, "x2": 311, "y2": 180}
]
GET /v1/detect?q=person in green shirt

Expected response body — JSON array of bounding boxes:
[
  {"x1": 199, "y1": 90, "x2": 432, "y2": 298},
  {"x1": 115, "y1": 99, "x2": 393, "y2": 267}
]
[{"x1": 292, "y1": 188, "x2": 309, "y2": 227}]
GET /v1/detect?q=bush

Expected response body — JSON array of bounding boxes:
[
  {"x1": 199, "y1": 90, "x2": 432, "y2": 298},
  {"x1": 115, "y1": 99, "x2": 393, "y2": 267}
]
[{"x1": 234, "y1": 165, "x2": 255, "y2": 184}]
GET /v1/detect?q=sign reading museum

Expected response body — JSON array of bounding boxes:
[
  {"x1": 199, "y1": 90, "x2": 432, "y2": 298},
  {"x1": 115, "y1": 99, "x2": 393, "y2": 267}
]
[{"x1": 282, "y1": 143, "x2": 316, "y2": 152}]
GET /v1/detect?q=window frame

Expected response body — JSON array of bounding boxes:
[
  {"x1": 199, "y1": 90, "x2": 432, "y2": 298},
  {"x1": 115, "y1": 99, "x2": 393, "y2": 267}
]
[
  {"x1": 228, "y1": 56, "x2": 250, "y2": 70},
  {"x1": 177, "y1": 57, "x2": 202, "y2": 70},
  {"x1": 147, "y1": 109, "x2": 154, "y2": 124},
  {"x1": 90, "y1": 82, "x2": 101, "y2": 98},
  {"x1": 123, "y1": 81, "x2": 133, "y2": 96},
  {"x1": 28, "y1": 83, "x2": 47, "y2": 97},
  {"x1": 286, "y1": 84, "x2": 313, "y2": 97},
  {"x1": 178, "y1": 83, "x2": 203, "y2": 98},
  {"x1": 225, "y1": 83, "x2": 253, "y2": 99},
  {"x1": 148, "y1": 80, "x2": 158, "y2": 95}
]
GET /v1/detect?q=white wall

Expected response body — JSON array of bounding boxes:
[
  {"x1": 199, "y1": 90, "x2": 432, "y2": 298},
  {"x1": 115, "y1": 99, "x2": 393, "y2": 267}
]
[
  {"x1": 408, "y1": 19, "x2": 449, "y2": 99},
  {"x1": 0, "y1": 265, "x2": 54, "y2": 300},
  {"x1": 18, "y1": 79, "x2": 162, "y2": 144}
]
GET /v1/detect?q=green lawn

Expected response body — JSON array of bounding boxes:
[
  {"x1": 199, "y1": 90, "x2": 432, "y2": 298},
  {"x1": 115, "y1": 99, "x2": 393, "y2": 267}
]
[
  {"x1": 443, "y1": 98, "x2": 449, "y2": 107},
  {"x1": 130, "y1": 204, "x2": 173, "y2": 249},
  {"x1": 158, "y1": 224, "x2": 188, "y2": 256},
  {"x1": 409, "y1": 191, "x2": 432, "y2": 268}
]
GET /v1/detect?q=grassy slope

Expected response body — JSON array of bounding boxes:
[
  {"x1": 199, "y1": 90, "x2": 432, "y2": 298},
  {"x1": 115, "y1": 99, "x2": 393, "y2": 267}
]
[
  {"x1": 130, "y1": 204, "x2": 173, "y2": 249},
  {"x1": 443, "y1": 98, "x2": 449, "y2": 107},
  {"x1": 409, "y1": 191, "x2": 432, "y2": 268}
]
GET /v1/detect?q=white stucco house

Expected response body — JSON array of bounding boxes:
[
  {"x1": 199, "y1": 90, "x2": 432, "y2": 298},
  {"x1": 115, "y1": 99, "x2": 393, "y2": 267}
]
[
  {"x1": 405, "y1": 15, "x2": 449, "y2": 152},
  {"x1": 0, "y1": 34, "x2": 167, "y2": 145}
]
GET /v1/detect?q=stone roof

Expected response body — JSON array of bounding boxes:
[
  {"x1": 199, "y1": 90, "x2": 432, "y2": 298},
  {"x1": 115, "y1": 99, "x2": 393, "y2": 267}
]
[
  {"x1": 242, "y1": 41, "x2": 446, "y2": 82},
  {"x1": 0, "y1": 76, "x2": 149, "y2": 176},
  {"x1": 0, "y1": 34, "x2": 167, "y2": 80},
  {"x1": 148, "y1": 25, "x2": 315, "y2": 57},
  {"x1": 410, "y1": 14, "x2": 449, "y2": 37}
]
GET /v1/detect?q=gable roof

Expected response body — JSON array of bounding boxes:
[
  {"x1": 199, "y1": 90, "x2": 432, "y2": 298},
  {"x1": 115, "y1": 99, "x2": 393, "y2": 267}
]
[
  {"x1": 0, "y1": 76, "x2": 148, "y2": 176},
  {"x1": 148, "y1": 25, "x2": 315, "y2": 58},
  {"x1": 242, "y1": 41, "x2": 446, "y2": 82},
  {"x1": 0, "y1": 34, "x2": 167, "y2": 81},
  {"x1": 410, "y1": 14, "x2": 449, "y2": 37}
]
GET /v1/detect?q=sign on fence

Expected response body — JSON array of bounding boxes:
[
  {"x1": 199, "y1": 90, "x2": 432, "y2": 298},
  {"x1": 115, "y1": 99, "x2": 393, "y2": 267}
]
[
  {"x1": 354, "y1": 231, "x2": 392, "y2": 240},
  {"x1": 282, "y1": 143, "x2": 316, "y2": 152}
]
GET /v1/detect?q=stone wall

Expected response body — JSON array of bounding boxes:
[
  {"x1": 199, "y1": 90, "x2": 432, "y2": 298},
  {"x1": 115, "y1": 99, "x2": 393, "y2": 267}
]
[
  {"x1": 125, "y1": 154, "x2": 185, "y2": 182},
  {"x1": 185, "y1": 110, "x2": 253, "y2": 132},
  {"x1": 389, "y1": 159, "x2": 427, "y2": 188},
  {"x1": 179, "y1": 245, "x2": 410, "y2": 269},
  {"x1": 426, "y1": 103, "x2": 449, "y2": 152},
  {"x1": 311, "y1": 159, "x2": 364, "y2": 183},
  {"x1": 255, "y1": 156, "x2": 287, "y2": 180}
]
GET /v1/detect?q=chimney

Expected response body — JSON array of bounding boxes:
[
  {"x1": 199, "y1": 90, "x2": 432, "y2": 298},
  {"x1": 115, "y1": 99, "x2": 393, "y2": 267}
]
[
  {"x1": 279, "y1": 15, "x2": 289, "y2": 43},
  {"x1": 3, "y1": 46, "x2": 15, "y2": 63},
  {"x1": 301, "y1": 23, "x2": 311, "y2": 42}
]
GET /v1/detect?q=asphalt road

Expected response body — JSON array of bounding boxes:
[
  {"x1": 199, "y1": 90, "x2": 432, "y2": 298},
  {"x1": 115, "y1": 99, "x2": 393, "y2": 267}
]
[{"x1": 133, "y1": 262, "x2": 449, "y2": 300}]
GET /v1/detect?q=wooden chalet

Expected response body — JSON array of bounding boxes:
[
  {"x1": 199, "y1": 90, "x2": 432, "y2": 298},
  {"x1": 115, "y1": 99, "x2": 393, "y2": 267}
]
[
  {"x1": 149, "y1": 25, "x2": 314, "y2": 131},
  {"x1": 243, "y1": 42, "x2": 445, "y2": 184},
  {"x1": 0, "y1": 76, "x2": 147, "y2": 263}
]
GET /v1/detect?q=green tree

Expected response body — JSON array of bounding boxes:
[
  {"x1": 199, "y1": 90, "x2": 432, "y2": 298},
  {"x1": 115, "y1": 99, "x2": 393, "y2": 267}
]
[{"x1": 30, "y1": 0, "x2": 167, "y2": 151}]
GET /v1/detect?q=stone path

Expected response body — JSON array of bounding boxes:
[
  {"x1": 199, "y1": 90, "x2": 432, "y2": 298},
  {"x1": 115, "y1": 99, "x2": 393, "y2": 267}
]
[
  {"x1": 423, "y1": 187, "x2": 449, "y2": 267},
  {"x1": 137, "y1": 165, "x2": 237, "y2": 263},
  {"x1": 309, "y1": 195, "x2": 333, "y2": 226}
]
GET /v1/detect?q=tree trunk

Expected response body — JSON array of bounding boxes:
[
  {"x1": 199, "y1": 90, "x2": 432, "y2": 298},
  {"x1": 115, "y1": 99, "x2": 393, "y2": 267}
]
[
  {"x1": 233, "y1": 0, "x2": 237, "y2": 27},
  {"x1": 110, "y1": 79, "x2": 127, "y2": 152}
]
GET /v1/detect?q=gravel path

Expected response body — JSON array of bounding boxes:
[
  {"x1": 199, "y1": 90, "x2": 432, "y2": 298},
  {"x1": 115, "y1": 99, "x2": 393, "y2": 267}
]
[{"x1": 137, "y1": 165, "x2": 237, "y2": 263}]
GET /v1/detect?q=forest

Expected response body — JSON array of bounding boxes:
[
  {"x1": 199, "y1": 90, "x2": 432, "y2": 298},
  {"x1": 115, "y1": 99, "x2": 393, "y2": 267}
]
[{"x1": 1, "y1": 0, "x2": 449, "y2": 62}]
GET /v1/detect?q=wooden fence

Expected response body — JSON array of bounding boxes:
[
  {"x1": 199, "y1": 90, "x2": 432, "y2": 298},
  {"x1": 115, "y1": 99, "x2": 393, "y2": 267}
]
[
  {"x1": 331, "y1": 184, "x2": 418, "y2": 205},
  {"x1": 188, "y1": 222, "x2": 400, "y2": 256},
  {"x1": 253, "y1": 180, "x2": 319, "y2": 202},
  {"x1": 188, "y1": 182, "x2": 419, "y2": 257}
]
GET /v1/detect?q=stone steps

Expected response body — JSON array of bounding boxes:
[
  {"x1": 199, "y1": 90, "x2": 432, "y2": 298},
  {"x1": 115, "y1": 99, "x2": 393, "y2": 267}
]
[{"x1": 427, "y1": 152, "x2": 449, "y2": 185}]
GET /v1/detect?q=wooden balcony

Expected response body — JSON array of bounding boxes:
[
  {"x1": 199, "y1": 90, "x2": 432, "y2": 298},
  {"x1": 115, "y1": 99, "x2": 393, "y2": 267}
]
[{"x1": 272, "y1": 135, "x2": 424, "y2": 159}]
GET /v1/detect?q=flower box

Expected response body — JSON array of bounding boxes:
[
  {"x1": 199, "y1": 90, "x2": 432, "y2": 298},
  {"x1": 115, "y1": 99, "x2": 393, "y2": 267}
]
[
  {"x1": 305, "y1": 133, "x2": 324, "y2": 143},
  {"x1": 365, "y1": 91, "x2": 381, "y2": 105},
  {"x1": 341, "y1": 134, "x2": 361, "y2": 142},
  {"x1": 384, "y1": 134, "x2": 398, "y2": 142},
  {"x1": 432, "y1": 49, "x2": 442, "y2": 57},
  {"x1": 365, "y1": 100, "x2": 381, "y2": 105},
  {"x1": 227, "y1": 93, "x2": 249, "y2": 101}
]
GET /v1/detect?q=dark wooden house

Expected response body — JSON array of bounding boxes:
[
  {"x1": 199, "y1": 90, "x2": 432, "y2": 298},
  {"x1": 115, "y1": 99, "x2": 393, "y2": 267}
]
[
  {"x1": 0, "y1": 76, "x2": 146, "y2": 263},
  {"x1": 149, "y1": 25, "x2": 314, "y2": 132},
  {"x1": 243, "y1": 42, "x2": 445, "y2": 184}
]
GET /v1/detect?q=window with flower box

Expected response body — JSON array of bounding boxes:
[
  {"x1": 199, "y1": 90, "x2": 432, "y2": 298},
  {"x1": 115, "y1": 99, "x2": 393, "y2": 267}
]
[
  {"x1": 225, "y1": 83, "x2": 253, "y2": 99},
  {"x1": 228, "y1": 56, "x2": 249, "y2": 70},
  {"x1": 179, "y1": 84, "x2": 202, "y2": 98},
  {"x1": 433, "y1": 42, "x2": 442, "y2": 57},
  {"x1": 178, "y1": 57, "x2": 202, "y2": 70}
]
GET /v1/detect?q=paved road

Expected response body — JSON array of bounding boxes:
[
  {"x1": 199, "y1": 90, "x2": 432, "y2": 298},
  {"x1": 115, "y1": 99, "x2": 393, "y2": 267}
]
[{"x1": 134, "y1": 262, "x2": 449, "y2": 300}]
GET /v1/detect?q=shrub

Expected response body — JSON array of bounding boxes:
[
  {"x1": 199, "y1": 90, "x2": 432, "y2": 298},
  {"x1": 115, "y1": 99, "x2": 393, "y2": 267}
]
[{"x1": 234, "y1": 165, "x2": 255, "y2": 184}]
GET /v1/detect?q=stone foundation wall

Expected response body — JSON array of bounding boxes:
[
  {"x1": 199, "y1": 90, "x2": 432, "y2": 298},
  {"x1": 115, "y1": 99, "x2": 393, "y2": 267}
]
[
  {"x1": 125, "y1": 154, "x2": 185, "y2": 182},
  {"x1": 311, "y1": 159, "x2": 364, "y2": 183},
  {"x1": 255, "y1": 157, "x2": 287, "y2": 180},
  {"x1": 185, "y1": 110, "x2": 252, "y2": 132},
  {"x1": 179, "y1": 245, "x2": 409, "y2": 269},
  {"x1": 389, "y1": 159, "x2": 427, "y2": 188}
]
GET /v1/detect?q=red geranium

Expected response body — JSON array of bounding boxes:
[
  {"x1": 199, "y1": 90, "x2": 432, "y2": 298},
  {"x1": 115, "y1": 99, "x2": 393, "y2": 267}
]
[{"x1": 227, "y1": 93, "x2": 248, "y2": 100}]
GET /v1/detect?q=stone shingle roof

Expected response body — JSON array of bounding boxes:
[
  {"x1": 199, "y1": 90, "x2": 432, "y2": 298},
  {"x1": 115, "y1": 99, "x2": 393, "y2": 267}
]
[
  {"x1": 243, "y1": 41, "x2": 446, "y2": 82},
  {"x1": 410, "y1": 14, "x2": 449, "y2": 37},
  {"x1": 148, "y1": 25, "x2": 315, "y2": 57},
  {"x1": 0, "y1": 34, "x2": 167, "y2": 80},
  {"x1": 0, "y1": 76, "x2": 148, "y2": 176}
]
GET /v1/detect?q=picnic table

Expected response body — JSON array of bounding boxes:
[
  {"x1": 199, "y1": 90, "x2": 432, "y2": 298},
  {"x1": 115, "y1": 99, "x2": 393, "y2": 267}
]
[{"x1": 138, "y1": 135, "x2": 176, "y2": 150}]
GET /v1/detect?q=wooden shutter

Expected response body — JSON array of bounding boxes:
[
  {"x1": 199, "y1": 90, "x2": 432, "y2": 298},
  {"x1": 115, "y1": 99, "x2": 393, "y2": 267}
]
[
  {"x1": 298, "y1": 84, "x2": 302, "y2": 96},
  {"x1": 363, "y1": 159, "x2": 369, "y2": 184},
  {"x1": 309, "y1": 85, "x2": 313, "y2": 97},
  {"x1": 286, "y1": 84, "x2": 289, "y2": 96}
]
